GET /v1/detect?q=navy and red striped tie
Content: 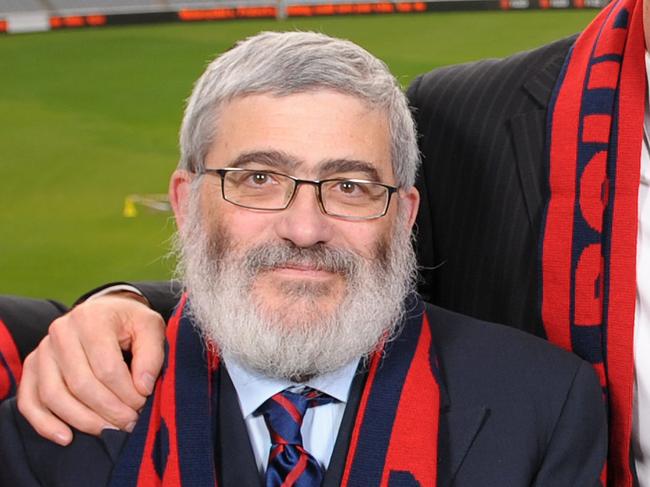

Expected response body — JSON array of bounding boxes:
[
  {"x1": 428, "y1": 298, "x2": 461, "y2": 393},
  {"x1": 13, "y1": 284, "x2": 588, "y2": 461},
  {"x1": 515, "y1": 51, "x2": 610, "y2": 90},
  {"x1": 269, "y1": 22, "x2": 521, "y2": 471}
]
[{"x1": 259, "y1": 388, "x2": 334, "y2": 487}]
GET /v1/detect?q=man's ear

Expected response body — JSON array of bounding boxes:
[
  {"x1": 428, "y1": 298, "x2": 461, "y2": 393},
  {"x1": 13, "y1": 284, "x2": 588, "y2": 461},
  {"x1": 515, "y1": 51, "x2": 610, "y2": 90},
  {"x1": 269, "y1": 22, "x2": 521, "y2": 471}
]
[
  {"x1": 169, "y1": 169, "x2": 194, "y2": 230},
  {"x1": 400, "y1": 186, "x2": 420, "y2": 230}
]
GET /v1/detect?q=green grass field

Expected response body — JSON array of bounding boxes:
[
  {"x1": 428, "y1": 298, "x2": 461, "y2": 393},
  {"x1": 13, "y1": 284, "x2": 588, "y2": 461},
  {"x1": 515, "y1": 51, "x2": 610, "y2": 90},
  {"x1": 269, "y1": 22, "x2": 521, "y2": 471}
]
[{"x1": 0, "y1": 9, "x2": 598, "y2": 303}]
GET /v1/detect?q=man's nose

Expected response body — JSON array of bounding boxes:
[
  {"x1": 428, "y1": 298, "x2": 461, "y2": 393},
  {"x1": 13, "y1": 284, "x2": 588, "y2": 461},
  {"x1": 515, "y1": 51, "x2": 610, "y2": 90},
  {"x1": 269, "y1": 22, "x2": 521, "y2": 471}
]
[{"x1": 274, "y1": 183, "x2": 334, "y2": 247}]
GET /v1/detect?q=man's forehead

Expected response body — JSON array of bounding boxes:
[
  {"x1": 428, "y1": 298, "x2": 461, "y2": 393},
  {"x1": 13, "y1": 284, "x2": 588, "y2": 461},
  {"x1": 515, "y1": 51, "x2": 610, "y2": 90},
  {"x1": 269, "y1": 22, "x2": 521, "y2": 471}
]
[
  {"x1": 207, "y1": 91, "x2": 394, "y2": 182},
  {"x1": 217, "y1": 90, "x2": 383, "y2": 120}
]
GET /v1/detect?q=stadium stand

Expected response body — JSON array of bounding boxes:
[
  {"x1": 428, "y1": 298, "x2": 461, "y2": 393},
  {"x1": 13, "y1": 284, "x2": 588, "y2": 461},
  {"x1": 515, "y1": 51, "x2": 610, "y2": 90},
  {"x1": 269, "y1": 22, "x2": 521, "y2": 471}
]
[
  {"x1": 166, "y1": 0, "x2": 266, "y2": 5},
  {"x1": 0, "y1": 0, "x2": 46, "y2": 13},
  {"x1": 47, "y1": 0, "x2": 167, "y2": 14},
  {"x1": 0, "y1": 0, "x2": 601, "y2": 33},
  {"x1": 0, "y1": 0, "x2": 271, "y2": 16}
]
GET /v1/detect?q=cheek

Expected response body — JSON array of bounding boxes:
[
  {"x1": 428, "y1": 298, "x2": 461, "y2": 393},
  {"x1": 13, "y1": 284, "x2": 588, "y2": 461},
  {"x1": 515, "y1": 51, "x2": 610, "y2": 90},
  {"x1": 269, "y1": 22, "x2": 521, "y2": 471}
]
[
  {"x1": 205, "y1": 200, "x2": 278, "y2": 245},
  {"x1": 335, "y1": 216, "x2": 396, "y2": 259}
]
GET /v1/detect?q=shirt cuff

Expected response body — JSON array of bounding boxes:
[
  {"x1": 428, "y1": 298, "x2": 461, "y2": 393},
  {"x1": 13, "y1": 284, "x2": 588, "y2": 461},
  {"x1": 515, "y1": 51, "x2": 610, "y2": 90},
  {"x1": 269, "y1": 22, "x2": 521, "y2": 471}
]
[{"x1": 86, "y1": 284, "x2": 145, "y2": 301}]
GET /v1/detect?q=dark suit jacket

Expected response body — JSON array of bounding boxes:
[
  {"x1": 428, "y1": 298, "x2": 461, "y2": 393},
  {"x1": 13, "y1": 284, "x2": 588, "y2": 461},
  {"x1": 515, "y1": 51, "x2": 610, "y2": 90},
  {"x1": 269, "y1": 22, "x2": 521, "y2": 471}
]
[
  {"x1": 0, "y1": 303, "x2": 606, "y2": 487},
  {"x1": 0, "y1": 296, "x2": 67, "y2": 363},
  {"x1": 409, "y1": 35, "x2": 576, "y2": 339},
  {"x1": 0, "y1": 296, "x2": 68, "y2": 402}
]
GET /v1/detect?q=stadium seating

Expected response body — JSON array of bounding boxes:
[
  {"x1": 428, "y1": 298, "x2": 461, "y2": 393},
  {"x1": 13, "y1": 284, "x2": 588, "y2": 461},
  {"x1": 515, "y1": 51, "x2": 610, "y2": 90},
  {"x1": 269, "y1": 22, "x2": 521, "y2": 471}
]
[
  {"x1": 0, "y1": 0, "x2": 339, "y2": 17},
  {"x1": 46, "y1": 0, "x2": 165, "y2": 14},
  {"x1": 0, "y1": 0, "x2": 276, "y2": 16},
  {"x1": 167, "y1": 0, "x2": 250, "y2": 6},
  {"x1": 0, "y1": 0, "x2": 46, "y2": 13}
]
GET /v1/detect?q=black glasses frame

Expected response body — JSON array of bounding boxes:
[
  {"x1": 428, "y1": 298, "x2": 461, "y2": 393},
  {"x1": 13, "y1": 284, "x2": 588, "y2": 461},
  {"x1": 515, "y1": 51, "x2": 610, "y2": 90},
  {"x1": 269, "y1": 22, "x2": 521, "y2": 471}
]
[{"x1": 199, "y1": 167, "x2": 398, "y2": 220}]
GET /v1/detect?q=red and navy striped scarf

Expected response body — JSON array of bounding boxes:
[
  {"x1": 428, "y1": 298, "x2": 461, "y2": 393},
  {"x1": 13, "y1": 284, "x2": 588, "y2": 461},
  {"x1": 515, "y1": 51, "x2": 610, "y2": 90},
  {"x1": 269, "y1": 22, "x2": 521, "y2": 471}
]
[
  {"x1": 542, "y1": 0, "x2": 645, "y2": 484},
  {"x1": 109, "y1": 294, "x2": 441, "y2": 486},
  {"x1": 0, "y1": 319, "x2": 22, "y2": 402}
]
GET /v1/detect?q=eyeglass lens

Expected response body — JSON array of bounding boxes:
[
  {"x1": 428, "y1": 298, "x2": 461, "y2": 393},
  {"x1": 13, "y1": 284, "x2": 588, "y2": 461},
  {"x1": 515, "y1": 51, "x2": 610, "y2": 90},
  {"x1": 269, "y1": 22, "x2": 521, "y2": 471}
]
[{"x1": 221, "y1": 170, "x2": 389, "y2": 218}]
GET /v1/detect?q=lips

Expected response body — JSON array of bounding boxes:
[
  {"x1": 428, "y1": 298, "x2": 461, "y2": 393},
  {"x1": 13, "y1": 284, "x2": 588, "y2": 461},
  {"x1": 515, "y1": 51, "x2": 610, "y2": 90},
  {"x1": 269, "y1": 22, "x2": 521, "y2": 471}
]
[
  {"x1": 243, "y1": 243, "x2": 359, "y2": 277},
  {"x1": 258, "y1": 258, "x2": 340, "y2": 273},
  {"x1": 277, "y1": 262, "x2": 328, "y2": 272},
  {"x1": 266, "y1": 263, "x2": 338, "y2": 279}
]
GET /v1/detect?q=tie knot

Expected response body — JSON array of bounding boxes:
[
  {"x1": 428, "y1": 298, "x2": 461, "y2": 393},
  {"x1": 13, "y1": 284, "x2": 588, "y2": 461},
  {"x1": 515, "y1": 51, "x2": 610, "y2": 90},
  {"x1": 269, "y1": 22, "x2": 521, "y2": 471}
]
[{"x1": 259, "y1": 388, "x2": 333, "y2": 446}]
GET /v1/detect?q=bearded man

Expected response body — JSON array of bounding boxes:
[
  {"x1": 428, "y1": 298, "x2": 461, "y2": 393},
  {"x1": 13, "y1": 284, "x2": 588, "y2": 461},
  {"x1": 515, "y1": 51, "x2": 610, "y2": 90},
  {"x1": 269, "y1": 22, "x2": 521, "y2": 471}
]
[{"x1": 0, "y1": 31, "x2": 605, "y2": 486}]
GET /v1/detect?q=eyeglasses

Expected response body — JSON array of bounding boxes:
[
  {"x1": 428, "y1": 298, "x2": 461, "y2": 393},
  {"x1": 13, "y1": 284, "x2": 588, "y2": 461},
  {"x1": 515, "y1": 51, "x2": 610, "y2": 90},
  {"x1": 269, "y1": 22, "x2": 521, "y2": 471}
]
[{"x1": 199, "y1": 167, "x2": 398, "y2": 220}]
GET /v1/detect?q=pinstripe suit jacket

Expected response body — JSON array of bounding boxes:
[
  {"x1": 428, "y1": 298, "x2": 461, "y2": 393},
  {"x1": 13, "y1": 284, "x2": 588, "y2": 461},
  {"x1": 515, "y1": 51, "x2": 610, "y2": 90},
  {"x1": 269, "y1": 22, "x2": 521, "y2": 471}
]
[{"x1": 408, "y1": 35, "x2": 576, "y2": 339}]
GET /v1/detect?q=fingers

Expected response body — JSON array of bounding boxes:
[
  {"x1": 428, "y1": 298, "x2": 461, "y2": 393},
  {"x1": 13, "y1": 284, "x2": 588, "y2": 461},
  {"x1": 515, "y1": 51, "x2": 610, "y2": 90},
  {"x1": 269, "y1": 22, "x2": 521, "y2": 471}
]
[
  {"x1": 39, "y1": 337, "x2": 129, "y2": 434},
  {"x1": 55, "y1": 316, "x2": 147, "y2": 412},
  {"x1": 128, "y1": 310, "x2": 166, "y2": 397},
  {"x1": 17, "y1": 348, "x2": 74, "y2": 446},
  {"x1": 18, "y1": 341, "x2": 123, "y2": 445},
  {"x1": 48, "y1": 320, "x2": 141, "y2": 432},
  {"x1": 16, "y1": 293, "x2": 167, "y2": 441}
]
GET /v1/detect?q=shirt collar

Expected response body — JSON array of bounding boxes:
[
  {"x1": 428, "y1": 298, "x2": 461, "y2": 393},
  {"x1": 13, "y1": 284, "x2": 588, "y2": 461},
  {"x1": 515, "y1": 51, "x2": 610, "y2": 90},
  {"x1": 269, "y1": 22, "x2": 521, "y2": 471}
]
[{"x1": 224, "y1": 354, "x2": 360, "y2": 418}]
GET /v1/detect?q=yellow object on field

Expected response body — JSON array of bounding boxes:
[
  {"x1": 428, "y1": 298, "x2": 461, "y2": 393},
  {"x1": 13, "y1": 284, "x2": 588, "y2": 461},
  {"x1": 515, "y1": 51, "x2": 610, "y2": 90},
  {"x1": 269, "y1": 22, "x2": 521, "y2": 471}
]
[{"x1": 123, "y1": 194, "x2": 170, "y2": 218}]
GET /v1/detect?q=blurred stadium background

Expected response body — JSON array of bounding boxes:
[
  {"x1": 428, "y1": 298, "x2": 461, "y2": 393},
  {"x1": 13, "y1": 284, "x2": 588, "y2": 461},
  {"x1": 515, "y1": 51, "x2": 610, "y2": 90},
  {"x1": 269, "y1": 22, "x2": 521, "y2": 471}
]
[{"x1": 0, "y1": 0, "x2": 599, "y2": 303}]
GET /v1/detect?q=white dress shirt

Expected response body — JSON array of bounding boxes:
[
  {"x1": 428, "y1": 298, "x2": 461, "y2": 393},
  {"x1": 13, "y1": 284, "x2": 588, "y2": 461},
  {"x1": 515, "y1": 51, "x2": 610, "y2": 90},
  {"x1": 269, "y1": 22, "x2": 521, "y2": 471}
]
[
  {"x1": 632, "y1": 51, "x2": 650, "y2": 486},
  {"x1": 224, "y1": 355, "x2": 359, "y2": 476}
]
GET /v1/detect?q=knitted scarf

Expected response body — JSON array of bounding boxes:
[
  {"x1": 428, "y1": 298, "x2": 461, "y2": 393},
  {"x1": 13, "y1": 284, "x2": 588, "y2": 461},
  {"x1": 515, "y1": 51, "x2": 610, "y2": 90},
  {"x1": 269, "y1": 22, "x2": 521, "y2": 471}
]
[
  {"x1": 0, "y1": 319, "x2": 21, "y2": 402},
  {"x1": 109, "y1": 294, "x2": 441, "y2": 486},
  {"x1": 542, "y1": 0, "x2": 645, "y2": 484}
]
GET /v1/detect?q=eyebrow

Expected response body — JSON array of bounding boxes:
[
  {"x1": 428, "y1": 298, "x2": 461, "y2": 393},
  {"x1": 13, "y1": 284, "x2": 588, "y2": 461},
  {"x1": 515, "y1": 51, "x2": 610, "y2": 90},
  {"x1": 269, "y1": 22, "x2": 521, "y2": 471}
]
[
  {"x1": 228, "y1": 150, "x2": 302, "y2": 173},
  {"x1": 227, "y1": 150, "x2": 381, "y2": 181},
  {"x1": 318, "y1": 159, "x2": 381, "y2": 181}
]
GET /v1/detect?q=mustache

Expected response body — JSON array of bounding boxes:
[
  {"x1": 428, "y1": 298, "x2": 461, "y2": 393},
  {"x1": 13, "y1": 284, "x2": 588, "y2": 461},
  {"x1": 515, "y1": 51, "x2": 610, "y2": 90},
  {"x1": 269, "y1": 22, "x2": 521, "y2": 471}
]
[{"x1": 243, "y1": 242, "x2": 361, "y2": 277}]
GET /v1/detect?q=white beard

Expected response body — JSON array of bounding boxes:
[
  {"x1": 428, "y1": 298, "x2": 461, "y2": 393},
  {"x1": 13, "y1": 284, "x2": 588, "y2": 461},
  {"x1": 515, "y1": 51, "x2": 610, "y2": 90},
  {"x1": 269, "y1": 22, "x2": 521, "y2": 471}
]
[{"x1": 176, "y1": 195, "x2": 417, "y2": 381}]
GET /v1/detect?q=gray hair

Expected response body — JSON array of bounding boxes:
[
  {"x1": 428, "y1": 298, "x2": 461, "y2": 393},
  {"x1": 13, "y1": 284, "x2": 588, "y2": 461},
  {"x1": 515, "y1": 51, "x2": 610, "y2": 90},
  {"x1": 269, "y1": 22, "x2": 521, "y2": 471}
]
[{"x1": 178, "y1": 31, "x2": 419, "y2": 188}]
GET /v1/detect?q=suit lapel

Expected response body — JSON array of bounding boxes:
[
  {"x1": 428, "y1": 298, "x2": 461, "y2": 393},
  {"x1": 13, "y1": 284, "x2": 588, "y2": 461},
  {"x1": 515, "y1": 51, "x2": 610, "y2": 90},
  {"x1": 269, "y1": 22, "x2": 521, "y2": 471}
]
[
  {"x1": 509, "y1": 44, "x2": 571, "y2": 228},
  {"x1": 322, "y1": 368, "x2": 368, "y2": 487},
  {"x1": 510, "y1": 110, "x2": 547, "y2": 227},
  {"x1": 437, "y1": 406, "x2": 489, "y2": 487},
  {"x1": 428, "y1": 305, "x2": 490, "y2": 487},
  {"x1": 99, "y1": 429, "x2": 129, "y2": 463},
  {"x1": 217, "y1": 367, "x2": 263, "y2": 487}
]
